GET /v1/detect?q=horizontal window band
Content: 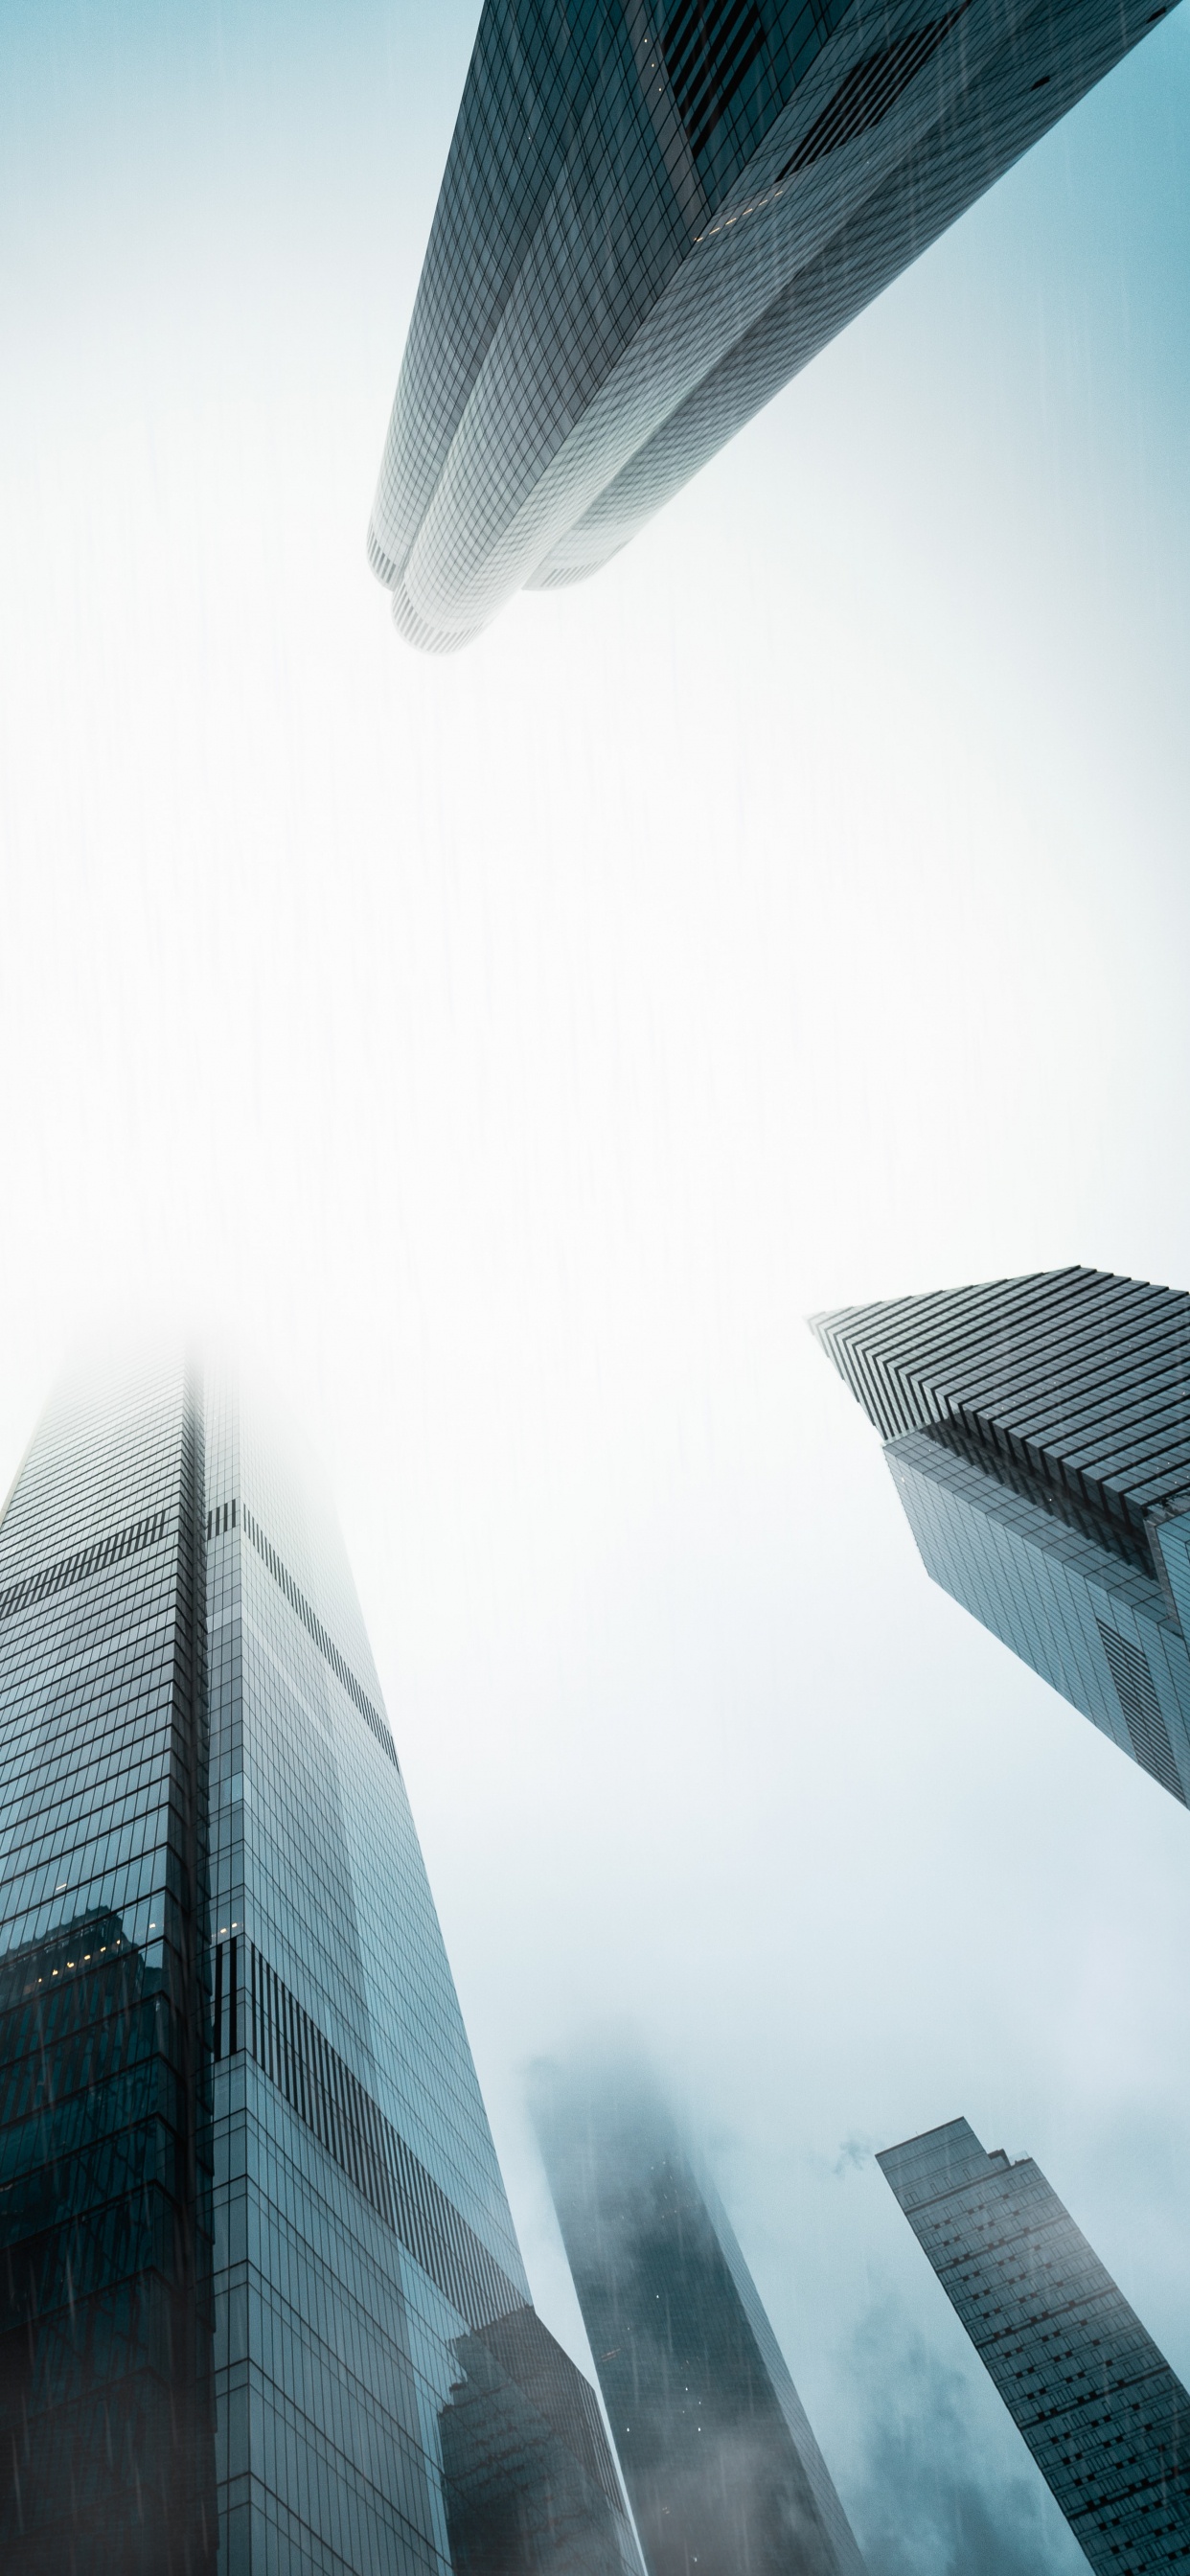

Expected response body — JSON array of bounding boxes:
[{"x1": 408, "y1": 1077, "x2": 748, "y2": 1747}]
[
  {"x1": 240, "y1": 1505, "x2": 400, "y2": 1770},
  {"x1": 0, "y1": 1511, "x2": 170, "y2": 1626},
  {"x1": 212, "y1": 1937, "x2": 521, "y2": 2334}
]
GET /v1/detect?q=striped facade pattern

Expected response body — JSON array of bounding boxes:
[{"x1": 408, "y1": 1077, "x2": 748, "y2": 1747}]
[
  {"x1": 212, "y1": 1936, "x2": 524, "y2": 2334},
  {"x1": 0, "y1": 1507, "x2": 169, "y2": 1627},
  {"x1": 812, "y1": 1269, "x2": 1190, "y2": 1807},
  {"x1": 370, "y1": 0, "x2": 1174, "y2": 649}
]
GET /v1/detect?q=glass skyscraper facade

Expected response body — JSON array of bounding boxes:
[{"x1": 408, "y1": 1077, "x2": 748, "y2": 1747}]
[
  {"x1": 879, "y1": 2118, "x2": 1190, "y2": 2573},
  {"x1": 368, "y1": 0, "x2": 1177, "y2": 652},
  {"x1": 812, "y1": 1268, "x2": 1190, "y2": 1809},
  {"x1": 532, "y1": 2056, "x2": 868, "y2": 2576},
  {"x1": 0, "y1": 1351, "x2": 641, "y2": 2576}
]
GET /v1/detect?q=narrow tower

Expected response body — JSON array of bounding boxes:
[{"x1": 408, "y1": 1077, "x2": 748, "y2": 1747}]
[
  {"x1": 0, "y1": 1350, "x2": 639, "y2": 2576},
  {"x1": 812, "y1": 1268, "x2": 1190, "y2": 1807},
  {"x1": 879, "y1": 2119, "x2": 1190, "y2": 2573},
  {"x1": 532, "y1": 2056, "x2": 867, "y2": 2576}
]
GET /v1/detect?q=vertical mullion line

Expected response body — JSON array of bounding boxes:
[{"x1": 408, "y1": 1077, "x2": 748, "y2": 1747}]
[
  {"x1": 213, "y1": 1938, "x2": 223, "y2": 2061},
  {"x1": 360, "y1": 2085, "x2": 380, "y2": 2214},
  {"x1": 312, "y1": 2023, "x2": 328, "y2": 2150},
  {"x1": 292, "y1": 1991, "x2": 306, "y2": 2125},
  {"x1": 398, "y1": 2135, "x2": 424, "y2": 2269},
  {"x1": 228, "y1": 1936, "x2": 238, "y2": 2055},
  {"x1": 366, "y1": 2092, "x2": 392, "y2": 2225},
  {"x1": 330, "y1": 2047, "x2": 347, "y2": 2174},
  {"x1": 326, "y1": 2031, "x2": 341, "y2": 2165},
  {"x1": 345, "y1": 2066, "x2": 362, "y2": 2197},
  {"x1": 329, "y1": 2037, "x2": 344, "y2": 2169},
  {"x1": 344, "y1": 2066, "x2": 363, "y2": 2191}
]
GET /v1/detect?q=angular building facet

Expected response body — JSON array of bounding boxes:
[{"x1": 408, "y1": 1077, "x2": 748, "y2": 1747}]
[
  {"x1": 0, "y1": 1350, "x2": 640, "y2": 2576},
  {"x1": 532, "y1": 2057, "x2": 868, "y2": 2576},
  {"x1": 812, "y1": 1268, "x2": 1190, "y2": 1808},
  {"x1": 369, "y1": 0, "x2": 1179, "y2": 651},
  {"x1": 879, "y1": 2118, "x2": 1190, "y2": 2574}
]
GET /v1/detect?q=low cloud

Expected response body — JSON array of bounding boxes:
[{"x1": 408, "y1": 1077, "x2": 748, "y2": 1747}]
[{"x1": 845, "y1": 2301, "x2": 1067, "y2": 2576}]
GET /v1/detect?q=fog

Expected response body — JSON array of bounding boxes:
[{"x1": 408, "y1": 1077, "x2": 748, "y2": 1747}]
[{"x1": 1, "y1": 3, "x2": 1188, "y2": 2565}]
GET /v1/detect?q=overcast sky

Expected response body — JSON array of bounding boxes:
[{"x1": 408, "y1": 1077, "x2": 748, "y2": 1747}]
[{"x1": 2, "y1": 5, "x2": 1189, "y2": 2567}]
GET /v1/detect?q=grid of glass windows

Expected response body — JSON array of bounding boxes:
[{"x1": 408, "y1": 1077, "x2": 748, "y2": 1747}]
[
  {"x1": 0, "y1": 1352, "x2": 213, "y2": 2575},
  {"x1": 532, "y1": 2056, "x2": 868, "y2": 2576},
  {"x1": 1, "y1": 1355, "x2": 640, "y2": 2576},
  {"x1": 369, "y1": 0, "x2": 1173, "y2": 650},
  {"x1": 879, "y1": 2121, "x2": 1190, "y2": 2574},
  {"x1": 812, "y1": 1268, "x2": 1190, "y2": 1808},
  {"x1": 206, "y1": 1364, "x2": 641, "y2": 2576}
]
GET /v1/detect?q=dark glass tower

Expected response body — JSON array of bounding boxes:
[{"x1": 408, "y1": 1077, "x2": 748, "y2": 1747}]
[
  {"x1": 369, "y1": 0, "x2": 1178, "y2": 651},
  {"x1": 532, "y1": 2058, "x2": 868, "y2": 2576},
  {"x1": 0, "y1": 1353, "x2": 214, "y2": 2573},
  {"x1": 0, "y1": 1352, "x2": 640, "y2": 2576},
  {"x1": 812, "y1": 1268, "x2": 1190, "y2": 1808},
  {"x1": 879, "y1": 2119, "x2": 1190, "y2": 2574}
]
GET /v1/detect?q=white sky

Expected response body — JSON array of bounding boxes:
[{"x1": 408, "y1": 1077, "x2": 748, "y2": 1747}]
[{"x1": 2, "y1": 5, "x2": 1189, "y2": 2565}]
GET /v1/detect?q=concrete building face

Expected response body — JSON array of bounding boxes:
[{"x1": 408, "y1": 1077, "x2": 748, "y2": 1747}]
[
  {"x1": 368, "y1": 0, "x2": 1177, "y2": 652},
  {"x1": 812, "y1": 1267, "x2": 1190, "y2": 1810},
  {"x1": 0, "y1": 1354, "x2": 639, "y2": 2576},
  {"x1": 532, "y1": 2058, "x2": 868, "y2": 2576},
  {"x1": 879, "y1": 2120, "x2": 1190, "y2": 2574}
]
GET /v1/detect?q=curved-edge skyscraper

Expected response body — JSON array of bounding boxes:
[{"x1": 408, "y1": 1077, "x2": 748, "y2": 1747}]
[{"x1": 369, "y1": 0, "x2": 1178, "y2": 652}]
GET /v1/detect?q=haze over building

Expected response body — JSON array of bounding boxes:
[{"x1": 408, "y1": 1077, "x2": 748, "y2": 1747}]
[
  {"x1": 812, "y1": 1267, "x2": 1190, "y2": 1809},
  {"x1": 0, "y1": 1349, "x2": 640, "y2": 2576},
  {"x1": 879, "y1": 2119, "x2": 1190, "y2": 2573},
  {"x1": 368, "y1": 0, "x2": 1178, "y2": 652},
  {"x1": 532, "y1": 2054, "x2": 867, "y2": 2576}
]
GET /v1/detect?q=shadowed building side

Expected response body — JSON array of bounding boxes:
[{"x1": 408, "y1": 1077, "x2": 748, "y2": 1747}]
[
  {"x1": 441, "y1": 2305, "x2": 643, "y2": 2576},
  {"x1": 0, "y1": 1357, "x2": 214, "y2": 2575},
  {"x1": 531, "y1": 2056, "x2": 867, "y2": 2576}
]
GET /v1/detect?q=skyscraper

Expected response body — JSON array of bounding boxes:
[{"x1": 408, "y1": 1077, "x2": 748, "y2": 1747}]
[
  {"x1": 0, "y1": 1350, "x2": 640, "y2": 2576},
  {"x1": 812, "y1": 1268, "x2": 1190, "y2": 1809},
  {"x1": 879, "y1": 2118, "x2": 1190, "y2": 2574},
  {"x1": 368, "y1": 0, "x2": 1178, "y2": 652},
  {"x1": 532, "y1": 2056, "x2": 868, "y2": 2576}
]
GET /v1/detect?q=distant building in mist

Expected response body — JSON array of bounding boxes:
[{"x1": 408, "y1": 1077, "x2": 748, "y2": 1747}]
[
  {"x1": 812, "y1": 1267, "x2": 1190, "y2": 1808},
  {"x1": 369, "y1": 0, "x2": 1177, "y2": 651},
  {"x1": 0, "y1": 1350, "x2": 639, "y2": 2576},
  {"x1": 879, "y1": 2118, "x2": 1190, "y2": 2573},
  {"x1": 532, "y1": 2057, "x2": 868, "y2": 2576}
]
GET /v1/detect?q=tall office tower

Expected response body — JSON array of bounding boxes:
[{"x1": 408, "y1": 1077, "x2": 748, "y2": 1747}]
[
  {"x1": 0, "y1": 1352, "x2": 213, "y2": 2575},
  {"x1": 879, "y1": 2119, "x2": 1190, "y2": 2574},
  {"x1": 368, "y1": 0, "x2": 1178, "y2": 653},
  {"x1": 532, "y1": 2057, "x2": 868, "y2": 2576},
  {"x1": 0, "y1": 1352, "x2": 640, "y2": 2576},
  {"x1": 812, "y1": 1268, "x2": 1190, "y2": 1809}
]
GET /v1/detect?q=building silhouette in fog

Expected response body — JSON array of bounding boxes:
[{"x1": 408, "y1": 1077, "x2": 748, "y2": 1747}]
[
  {"x1": 532, "y1": 2056, "x2": 867, "y2": 2576},
  {"x1": 0, "y1": 1351, "x2": 639, "y2": 2576},
  {"x1": 369, "y1": 0, "x2": 1178, "y2": 651},
  {"x1": 812, "y1": 1267, "x2": 1190, "y2": 1808},
  {"x1": 880, "y1": 2118, "x2": 1190, "y2": 2573}
]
